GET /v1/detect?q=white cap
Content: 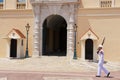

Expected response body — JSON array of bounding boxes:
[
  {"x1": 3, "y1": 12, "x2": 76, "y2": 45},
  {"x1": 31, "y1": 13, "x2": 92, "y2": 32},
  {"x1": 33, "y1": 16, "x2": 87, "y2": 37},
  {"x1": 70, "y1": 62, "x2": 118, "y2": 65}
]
[{"x1": 98, "y1": 44, "x2": 103, "y2": 48}]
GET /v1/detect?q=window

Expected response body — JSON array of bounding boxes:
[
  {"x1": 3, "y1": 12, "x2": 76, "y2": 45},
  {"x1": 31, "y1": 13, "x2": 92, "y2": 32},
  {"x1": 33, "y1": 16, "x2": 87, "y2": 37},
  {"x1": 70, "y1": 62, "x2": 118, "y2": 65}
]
[
  {"x1": 0, "y1": 0, "x2": 3, "y2": 2},
  {"x1": 17, "y1": 0, "x2": 26, "y2": 9},
  {"x1": 100, "y1": 0, "x2": 113, "y2": 8},
  {"x1": 0, "y1": 0, "x2": 3, "y2": 9}
]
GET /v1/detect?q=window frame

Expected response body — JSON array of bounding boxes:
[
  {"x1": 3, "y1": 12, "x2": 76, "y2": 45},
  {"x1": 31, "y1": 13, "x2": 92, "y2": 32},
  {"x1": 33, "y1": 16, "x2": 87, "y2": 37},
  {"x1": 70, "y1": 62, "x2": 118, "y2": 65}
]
[
  {"x1": 99, "y1": 0, "x2": 115, "y2": 8},
  {"x1": 16, "y1": 0, "x2": 27, "y2": 9},
  {"x1": 0, "y1": 0, "x2": 4, "y2": 9}
]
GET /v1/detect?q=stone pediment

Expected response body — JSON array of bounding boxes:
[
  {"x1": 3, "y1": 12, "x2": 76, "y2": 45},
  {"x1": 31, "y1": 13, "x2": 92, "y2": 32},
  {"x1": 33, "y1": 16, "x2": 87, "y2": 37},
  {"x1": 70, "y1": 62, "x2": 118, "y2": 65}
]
[
  {"x1": 7, "y1": 28, "x2": 25, "y2": 39},
  {"x1": 80, "y1": 28, "x2": 99, "y2": 40}
]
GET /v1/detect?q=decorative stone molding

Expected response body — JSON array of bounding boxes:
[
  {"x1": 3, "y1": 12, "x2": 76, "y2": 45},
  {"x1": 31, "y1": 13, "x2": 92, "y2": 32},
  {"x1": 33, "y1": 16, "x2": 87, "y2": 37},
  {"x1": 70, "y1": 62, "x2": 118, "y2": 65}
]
[
  {"x1": 0, "y1": 10, "x2": 33, "y2": 18},
  {"x1": 78, "y1": 8, "x2": 120, "y2": 17},
  {"x1": 30, "y1": 0, "x2": 78, "y2": 4}
]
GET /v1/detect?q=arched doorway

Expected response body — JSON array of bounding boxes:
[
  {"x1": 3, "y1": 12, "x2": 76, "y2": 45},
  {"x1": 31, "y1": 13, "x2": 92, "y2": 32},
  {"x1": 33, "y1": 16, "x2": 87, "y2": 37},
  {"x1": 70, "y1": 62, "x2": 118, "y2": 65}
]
[
  {"x1": 85, "y1": 39, "x2": 93, "y2": 60},
  {"x1": 42, "y1": 15, "x2": 67, "y2": 56}
]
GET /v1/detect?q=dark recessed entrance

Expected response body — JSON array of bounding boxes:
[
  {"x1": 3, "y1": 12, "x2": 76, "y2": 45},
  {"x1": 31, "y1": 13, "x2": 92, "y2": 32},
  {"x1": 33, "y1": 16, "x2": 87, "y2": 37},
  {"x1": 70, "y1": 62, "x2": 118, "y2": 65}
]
[
  {"x1": 85, "y1": 39, "x2": 93, "y2": 60},
  {"x1": 10, "y1": 39, "x2": 17, "y2": 57},
  {"x1": 42, "y1": 15, "x2": 67, "y2": 56}
]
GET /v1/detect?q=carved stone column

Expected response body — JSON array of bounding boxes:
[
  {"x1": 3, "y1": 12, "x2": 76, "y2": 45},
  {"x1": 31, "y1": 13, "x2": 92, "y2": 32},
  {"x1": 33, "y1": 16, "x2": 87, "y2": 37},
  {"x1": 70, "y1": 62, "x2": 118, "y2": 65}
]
[
  {"x1": 67, "y1": 23, "x2": 74, "y2": 58},
  {"x1": 67, "y1": 5, "x2": 75, "y2": 58},
  {"x1": 32, "y1": 4, "x2": 41, "y2": 57}
]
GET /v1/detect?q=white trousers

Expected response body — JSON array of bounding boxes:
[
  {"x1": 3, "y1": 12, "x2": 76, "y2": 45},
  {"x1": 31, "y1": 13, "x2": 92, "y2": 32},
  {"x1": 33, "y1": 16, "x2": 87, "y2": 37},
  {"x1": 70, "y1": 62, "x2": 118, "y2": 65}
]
[{"x1": 97, "y1": 60, "x2": 109, "y2": 76}]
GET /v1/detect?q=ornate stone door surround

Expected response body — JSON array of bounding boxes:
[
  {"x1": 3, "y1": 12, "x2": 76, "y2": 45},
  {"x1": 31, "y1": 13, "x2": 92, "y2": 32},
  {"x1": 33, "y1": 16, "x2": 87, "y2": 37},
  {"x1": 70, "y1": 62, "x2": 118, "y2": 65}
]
[{"x1": 30, "y1": 0, "x2": 79, "y2": 58}]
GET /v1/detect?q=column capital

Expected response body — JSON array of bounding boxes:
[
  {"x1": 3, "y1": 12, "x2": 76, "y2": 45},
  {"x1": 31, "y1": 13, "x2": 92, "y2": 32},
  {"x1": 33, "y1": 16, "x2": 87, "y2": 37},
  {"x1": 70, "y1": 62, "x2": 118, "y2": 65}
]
[{"x1": 33, "y1": 5, "x2": 41, "y2": 16}]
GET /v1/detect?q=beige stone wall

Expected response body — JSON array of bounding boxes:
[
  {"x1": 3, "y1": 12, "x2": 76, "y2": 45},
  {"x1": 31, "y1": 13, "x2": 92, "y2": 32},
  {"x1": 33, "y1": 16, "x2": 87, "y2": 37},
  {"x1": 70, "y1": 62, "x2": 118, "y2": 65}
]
[
  {"x1": 77, "y1": 8, "x2": 120, "y2": 61},
  {"x1": 81, "y1": 0, "x2": 99, "y2": 8},
  {"x1": 0, "y1": 10, "x2": 34, "y2": 58},
  {"x1": 89, "y1": 18, "x2": 120, "y2": 62},
  {"x1": 115, "y1": 0, "x2": 120, "y2": 7},
  {"x1": 76, "y1": 16, "x2": 90, "y2": 58}
]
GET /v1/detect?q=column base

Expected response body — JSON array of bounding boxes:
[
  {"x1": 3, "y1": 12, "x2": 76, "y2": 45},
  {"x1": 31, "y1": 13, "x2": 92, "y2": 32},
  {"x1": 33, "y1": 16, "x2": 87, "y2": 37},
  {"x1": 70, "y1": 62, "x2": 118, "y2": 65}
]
[{"x1": 32, "y1": 51, "x2": 41, "y2": 58}]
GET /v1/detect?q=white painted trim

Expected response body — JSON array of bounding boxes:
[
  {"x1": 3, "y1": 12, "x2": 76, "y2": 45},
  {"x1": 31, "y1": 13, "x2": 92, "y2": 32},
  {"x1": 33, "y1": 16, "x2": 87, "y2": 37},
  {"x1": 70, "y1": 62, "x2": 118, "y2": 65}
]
[
  {"x1": 81, "y1": 40, "x2": 85, "y2": 60},
  {"x1": 6, "y1": 39, "x2": 10, "y2": 58},
  {"x1": 93, "y1": 40, "x2": 98, "y2": 61},
  {"x1": 17, "y1": 39, "x2": 20, "y2": 58}
]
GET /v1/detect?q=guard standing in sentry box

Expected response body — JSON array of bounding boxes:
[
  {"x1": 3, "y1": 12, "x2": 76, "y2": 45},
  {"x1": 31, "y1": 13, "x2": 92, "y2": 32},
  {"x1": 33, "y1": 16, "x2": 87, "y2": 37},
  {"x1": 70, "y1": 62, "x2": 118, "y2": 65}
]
[{"x1": 96, "y1": 44, "x2": 110, "y2": 77}]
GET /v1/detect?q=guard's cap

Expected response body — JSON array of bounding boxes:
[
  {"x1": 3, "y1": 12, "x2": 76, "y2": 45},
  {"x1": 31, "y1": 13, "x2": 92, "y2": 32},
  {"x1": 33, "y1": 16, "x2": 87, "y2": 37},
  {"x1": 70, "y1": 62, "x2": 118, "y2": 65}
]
[{"x1": 98, "y1": 44, "x2": 103, "y2": 48}]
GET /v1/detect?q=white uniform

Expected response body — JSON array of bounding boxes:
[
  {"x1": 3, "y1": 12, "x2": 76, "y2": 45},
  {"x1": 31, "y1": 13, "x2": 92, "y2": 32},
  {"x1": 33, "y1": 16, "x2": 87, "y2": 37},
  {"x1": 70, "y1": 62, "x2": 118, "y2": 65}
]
[{"x1": 97, "y1": 49, "x2": 109, "y2": 76}]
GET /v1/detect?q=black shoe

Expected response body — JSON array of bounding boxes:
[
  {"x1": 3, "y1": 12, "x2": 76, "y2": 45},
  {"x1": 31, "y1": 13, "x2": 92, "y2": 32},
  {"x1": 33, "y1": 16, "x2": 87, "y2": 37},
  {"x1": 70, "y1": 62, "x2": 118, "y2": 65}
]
[
  {"x1": 107, "y1": 72, "x2": 110, "y2": 77},
  {"x1": 96, "y1": 75, "x2": 101, "y2": 77}
]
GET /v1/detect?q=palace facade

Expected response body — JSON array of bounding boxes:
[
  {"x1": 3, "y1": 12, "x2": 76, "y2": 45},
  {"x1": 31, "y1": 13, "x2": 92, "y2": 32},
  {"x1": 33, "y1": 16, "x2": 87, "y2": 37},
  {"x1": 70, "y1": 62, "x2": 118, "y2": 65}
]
[{"x1": 0, "y1": 0, "x2": 120, "y2": 62}]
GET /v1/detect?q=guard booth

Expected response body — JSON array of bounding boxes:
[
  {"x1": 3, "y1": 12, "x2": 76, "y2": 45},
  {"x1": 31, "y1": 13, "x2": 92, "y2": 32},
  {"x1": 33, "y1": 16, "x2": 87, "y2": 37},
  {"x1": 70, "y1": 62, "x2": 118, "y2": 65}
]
[
  {"x1": 6, "y1": 28, "x2": 25, "y2": 58},
  {"x1": 80, "y1": 28, "x2": 99, "y2": 61}
]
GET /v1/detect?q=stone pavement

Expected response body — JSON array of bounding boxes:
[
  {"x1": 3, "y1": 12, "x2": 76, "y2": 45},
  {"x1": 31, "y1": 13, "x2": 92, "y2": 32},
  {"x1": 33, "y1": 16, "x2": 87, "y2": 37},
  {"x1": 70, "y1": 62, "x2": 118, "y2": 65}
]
[
  {"x1": 0, "y1": 70, "x2": 120, "y2": 80},
  {"x1": 0, "y1": 56, "x2": 119, "y2": 80},
  {"x1": 0, "y1": 56, "x2": 120, "y2": 72}
]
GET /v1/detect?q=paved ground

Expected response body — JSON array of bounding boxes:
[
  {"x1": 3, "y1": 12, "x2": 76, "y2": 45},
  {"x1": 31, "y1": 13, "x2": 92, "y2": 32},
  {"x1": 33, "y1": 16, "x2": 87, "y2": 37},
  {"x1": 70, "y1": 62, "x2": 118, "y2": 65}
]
[
  {"x1": 0, "y1": 70, "x2": 120, "y2": 80},
  {"x1": 0, "y1": 56, "x2": 119, "y2": 80}
]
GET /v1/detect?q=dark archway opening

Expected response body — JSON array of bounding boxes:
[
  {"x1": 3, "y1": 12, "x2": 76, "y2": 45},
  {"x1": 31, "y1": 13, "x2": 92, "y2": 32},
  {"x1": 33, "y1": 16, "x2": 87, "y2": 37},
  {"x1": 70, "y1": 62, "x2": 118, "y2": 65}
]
[
  {"x1": 10, "y1": 39, "x2": 17, "y2": 57},
  {"x1": 42, "y1": 15, "x2": 67, "y2": 56},
  {"x1": 85, "y1": 39, "x2": 93, "y2": 60}
]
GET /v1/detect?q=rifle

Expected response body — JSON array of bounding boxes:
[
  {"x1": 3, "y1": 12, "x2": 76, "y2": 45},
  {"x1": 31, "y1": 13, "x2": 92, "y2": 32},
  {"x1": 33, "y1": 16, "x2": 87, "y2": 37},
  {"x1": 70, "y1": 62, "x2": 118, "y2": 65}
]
[{"x1": 101, "y1": 37, "x2": 105, "y2": 46}]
